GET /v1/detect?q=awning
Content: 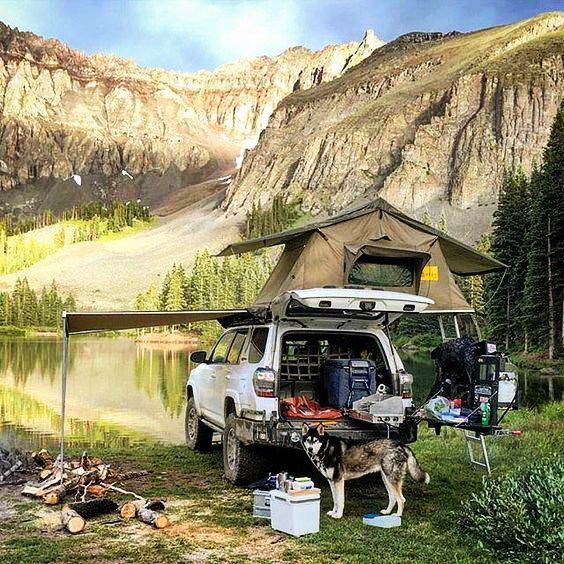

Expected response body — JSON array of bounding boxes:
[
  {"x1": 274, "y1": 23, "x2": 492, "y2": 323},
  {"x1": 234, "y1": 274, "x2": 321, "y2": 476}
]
[{"x1": 64, "y1": 309, "x2": 248, "y2": 335}]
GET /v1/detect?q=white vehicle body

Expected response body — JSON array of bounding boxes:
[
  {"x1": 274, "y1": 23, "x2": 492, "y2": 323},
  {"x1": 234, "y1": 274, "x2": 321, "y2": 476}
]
[{"x1": 185, "y1": 288, "x2": 433, "y2": 484}]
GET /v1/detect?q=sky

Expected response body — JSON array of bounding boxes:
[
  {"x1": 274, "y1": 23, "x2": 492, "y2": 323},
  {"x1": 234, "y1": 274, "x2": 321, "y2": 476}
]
[{"x1": 0, "y1": 0, "x2": 561, "y2": 73}]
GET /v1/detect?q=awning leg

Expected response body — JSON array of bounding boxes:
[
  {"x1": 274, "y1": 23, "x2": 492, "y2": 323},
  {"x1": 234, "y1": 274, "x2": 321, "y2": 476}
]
[{"x1": 59, "y1": 316, "x2": 70, "y2": 484}]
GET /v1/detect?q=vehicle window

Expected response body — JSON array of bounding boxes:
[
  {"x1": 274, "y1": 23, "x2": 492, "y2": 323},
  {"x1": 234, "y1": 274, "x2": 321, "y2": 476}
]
[
  {"x1": 248, "y1": 327, "x2": 269, "y2": 363},
  {"x1": 227, "y1": 330, "x2": 248, "y2": 364},
  {"x1": 349, "y1": 257, "x2": 414, "y2": 287},
  {"x1": 210, "y1": 332, "x2": 236, "y2": 363}
]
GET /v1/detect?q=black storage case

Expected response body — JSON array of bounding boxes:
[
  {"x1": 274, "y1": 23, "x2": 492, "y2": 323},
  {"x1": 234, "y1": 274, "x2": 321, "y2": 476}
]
[{"x1": 323, "y1": 359, "x2": 377, "y2": 408}]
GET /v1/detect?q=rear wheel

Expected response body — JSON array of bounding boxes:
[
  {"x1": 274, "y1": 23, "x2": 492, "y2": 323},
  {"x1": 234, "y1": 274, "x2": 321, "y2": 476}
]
[
  {"x1": 223, "y1": 412, "x2": 268, "y2": 485},
  {"x1": 185, "y1": 397, "x2": 213, "y2": 450}
]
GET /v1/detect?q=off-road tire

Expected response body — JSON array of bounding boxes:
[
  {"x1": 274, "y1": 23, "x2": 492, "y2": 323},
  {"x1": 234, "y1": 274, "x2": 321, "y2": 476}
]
[
  {"x1": 223, "y1": 413, "x2": 268, "y2": 485},
  {"x1": 185, "y1": 397, "x2": 213, "y2": 450}
]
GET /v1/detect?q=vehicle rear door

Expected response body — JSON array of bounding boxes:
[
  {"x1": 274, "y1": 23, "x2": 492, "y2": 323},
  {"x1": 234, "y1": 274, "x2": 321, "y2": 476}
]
[{"x1": 219, "y1": 328, "x2": 250, "y2": 426}]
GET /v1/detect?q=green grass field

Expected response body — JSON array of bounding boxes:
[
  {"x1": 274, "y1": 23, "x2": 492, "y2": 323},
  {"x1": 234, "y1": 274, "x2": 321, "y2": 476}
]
[{"x1": 1, "y1": 403, "x2": 562, "y2": 564}]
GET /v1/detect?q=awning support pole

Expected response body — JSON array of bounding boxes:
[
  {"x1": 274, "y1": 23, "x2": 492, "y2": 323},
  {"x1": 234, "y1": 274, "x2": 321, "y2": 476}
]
[{"x1": 59, "y1": 313, "x2": 69, "y2": 484}]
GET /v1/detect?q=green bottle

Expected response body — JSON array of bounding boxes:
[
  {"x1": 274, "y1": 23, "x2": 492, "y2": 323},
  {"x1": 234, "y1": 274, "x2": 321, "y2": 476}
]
[{"x1": 481, "y1": 402, "x2": 490, "y2": 426}]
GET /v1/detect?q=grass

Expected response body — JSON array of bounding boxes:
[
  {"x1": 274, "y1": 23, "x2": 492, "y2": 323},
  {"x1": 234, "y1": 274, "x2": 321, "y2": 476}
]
[{"x1": 0, "y1": 404, "x2": 562, "y2": 563}]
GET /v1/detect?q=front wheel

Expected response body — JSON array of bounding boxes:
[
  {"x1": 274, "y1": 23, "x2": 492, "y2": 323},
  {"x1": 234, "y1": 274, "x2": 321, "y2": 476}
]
[
  {"x1": 223, "y1": 413, "x2": 268, "y2": 485},
  {"x1": 185, "y1": 397, "x2": 213, "y2": 450}
]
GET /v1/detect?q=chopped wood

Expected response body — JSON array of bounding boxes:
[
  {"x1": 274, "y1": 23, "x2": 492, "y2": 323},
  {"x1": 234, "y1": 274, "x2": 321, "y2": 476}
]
[
  {"x1": 86, "y1": 484, "x2": 106, "y2": 497},
  {"x1": 137, "y1": 508, "x2": 169, "y2": 529},
  {"x1": 39, "y1": 468, "x2": 53, "y2": 480},
  {"x1": 117, "y1": 470, "x2": 149, "y2": 481},
  {"x1": 43, "y1": 475, "x2": 83, "y2": 505},
  {"x1": 31, "y1": 449, "x2": 53, "y2": 468},
  {"x1": 61, "y1": 506, "x2": 85, "y2": 534},
  {"x1": 44, "y1": 484, "x2": 68, "y2": 505},
  {"x1": 119, "y1": 501, "x2": 138, "y2": 520},
  {"x1": 66, "y1": 499, "x2": 118, "y2": 519}
]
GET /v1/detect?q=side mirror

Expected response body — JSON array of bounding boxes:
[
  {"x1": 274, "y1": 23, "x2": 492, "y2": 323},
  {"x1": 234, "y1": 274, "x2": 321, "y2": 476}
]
[{"x1": 190, "y1": 350, "x2": 207, "y2": 364}]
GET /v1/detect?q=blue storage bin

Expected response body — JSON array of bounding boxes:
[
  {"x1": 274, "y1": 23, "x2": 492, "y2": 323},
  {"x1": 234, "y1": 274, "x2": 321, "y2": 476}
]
[{"x1": 323, "y1": 360, "x2": 377, "y2": 408}]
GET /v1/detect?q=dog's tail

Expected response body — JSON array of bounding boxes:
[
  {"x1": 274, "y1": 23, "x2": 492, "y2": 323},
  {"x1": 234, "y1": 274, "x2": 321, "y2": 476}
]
[{"x1": 406, "y1": 449, "x2": 430, "y2": 484}]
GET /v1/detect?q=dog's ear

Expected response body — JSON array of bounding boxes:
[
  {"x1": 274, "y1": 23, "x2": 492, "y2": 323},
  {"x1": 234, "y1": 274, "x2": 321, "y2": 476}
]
[
  {"x1": 301, "y1": 423, "x2": 309, "y2": 436},
  {"x1": 317, "y1": 424, "x2": 325, "y2": 436}
]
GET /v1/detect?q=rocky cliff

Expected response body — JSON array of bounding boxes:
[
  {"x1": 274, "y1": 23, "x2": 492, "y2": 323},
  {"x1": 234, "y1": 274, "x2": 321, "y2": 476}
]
[
  {"x1": 0, "y1": 23, "x2": 382, "y2": 213},
  {"x1": 226, "y1": 13, "x2": 564, "y2": 227}
]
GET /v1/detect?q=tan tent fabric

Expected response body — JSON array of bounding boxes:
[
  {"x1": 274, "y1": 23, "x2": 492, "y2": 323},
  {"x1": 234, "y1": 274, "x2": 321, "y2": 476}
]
[
  {"x1": 219, "y1": 198, "x2": 504, "y2": 276},
  {"x1": 64, "y1": 310, "x2": 247, "y2": 335},
  {"x1": 220, "y1": 199, "x2": 505, "y2": 312}
]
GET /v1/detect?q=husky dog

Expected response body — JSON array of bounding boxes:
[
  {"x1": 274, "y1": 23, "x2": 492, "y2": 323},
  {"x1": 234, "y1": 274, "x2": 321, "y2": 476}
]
[{"x1": 301, "y1": 423, "x2": 429, "y2": 518}]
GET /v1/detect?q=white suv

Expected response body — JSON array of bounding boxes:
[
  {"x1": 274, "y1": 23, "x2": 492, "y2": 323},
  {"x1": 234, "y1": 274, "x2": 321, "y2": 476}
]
[{"x1": 185, "y1": 288, "x2": 432, "y2": 484}]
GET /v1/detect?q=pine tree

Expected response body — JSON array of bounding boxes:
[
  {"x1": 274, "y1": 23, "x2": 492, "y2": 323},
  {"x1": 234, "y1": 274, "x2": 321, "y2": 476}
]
[
  {"x1": 422, "y1": 208, "x2": 433, "y2": 227},
  {"x1": 523, "y1": 101, "x2": 564, "y2": 357},
  {"x1": 438, "y1": 209, "x2": 448, "y2": 234},
  {"x1": 486, "y1": 169, "x2": 530, "y2": 349}
]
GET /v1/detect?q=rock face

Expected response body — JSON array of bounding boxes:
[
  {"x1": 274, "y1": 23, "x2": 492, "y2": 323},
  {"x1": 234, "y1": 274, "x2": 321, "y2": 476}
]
[
  {"x1": 226, "y1": 13, "x2": 564, "y2": 221},
  {"x1": 0, "y1": 22, "x2": 382, "y2": 210}
]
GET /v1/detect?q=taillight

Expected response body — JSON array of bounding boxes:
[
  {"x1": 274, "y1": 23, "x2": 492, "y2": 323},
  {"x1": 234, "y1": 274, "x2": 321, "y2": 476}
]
[{"x1": 253, "y1": 367, "x2": 276, "y2": 398}]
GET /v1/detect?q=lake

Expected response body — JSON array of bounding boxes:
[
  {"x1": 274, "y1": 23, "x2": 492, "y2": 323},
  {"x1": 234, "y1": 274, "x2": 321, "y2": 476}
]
[{"x1": 0, "y1": 337, "x2": 560, "y2": 450}]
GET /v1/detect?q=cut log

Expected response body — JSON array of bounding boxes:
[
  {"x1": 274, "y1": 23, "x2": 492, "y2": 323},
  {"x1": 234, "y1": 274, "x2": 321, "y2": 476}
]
[
  {"x1": 137, "y1": 508, "x2": 169, "y2": 529},
  {"x1": 42, "y1": 475, "x2": 82, "y2": 505},
  {"x1": 86, "y1": 484, "x2": 106, "y2": 497},
  {"x1": 61, "y1": 507, "x2": 85, "y2": 534},
  {"x1": 43, "y1": 483, "x2": 71, "y2": 505},
  {"x1": 119, "y1": 501, "x2": 138, "y2": 520},
  {"x1": 32, "y1": 449, "x2": 53, "y2": 468},
  {"x1": 66, "y1": 499, "x2": 118, "y2": 519},
  {"x1": 117, "y1": 470, "x2": 149, "y2": 481}
]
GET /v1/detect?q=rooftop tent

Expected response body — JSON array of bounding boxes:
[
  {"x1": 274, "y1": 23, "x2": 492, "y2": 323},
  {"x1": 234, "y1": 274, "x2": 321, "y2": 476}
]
[{"x1": 218, "y1": 198, "x2": 506, "y2": 312}]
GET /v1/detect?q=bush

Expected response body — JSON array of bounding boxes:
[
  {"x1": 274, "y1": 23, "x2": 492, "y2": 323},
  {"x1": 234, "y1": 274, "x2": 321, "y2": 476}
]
[{"x1": 460, "y1": 456, "x2": 564, "y2": 563}]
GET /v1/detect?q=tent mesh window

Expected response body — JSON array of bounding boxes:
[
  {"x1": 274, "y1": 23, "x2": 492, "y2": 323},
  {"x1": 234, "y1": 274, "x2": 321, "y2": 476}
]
[
  {"x1": 279, "y1": 332, "x2": 388, "y2": 402},
  {"x1": 348, "y1": 257, "x2": 415, "y2": 287}
]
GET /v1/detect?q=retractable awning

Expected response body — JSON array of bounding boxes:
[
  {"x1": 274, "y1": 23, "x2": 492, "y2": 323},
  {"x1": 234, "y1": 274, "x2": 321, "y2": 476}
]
[{"x1": 63, "y1": 309, "x2": 248, "y2": 334}]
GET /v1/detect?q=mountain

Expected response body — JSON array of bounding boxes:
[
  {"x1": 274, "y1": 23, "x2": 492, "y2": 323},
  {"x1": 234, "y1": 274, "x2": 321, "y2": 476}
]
[
  {"x1": 0, "y1": 23, "x2": 382, "y2": 215},
  {"x1": 226, "y1": 12, "x2": 564, "y2": 238}
]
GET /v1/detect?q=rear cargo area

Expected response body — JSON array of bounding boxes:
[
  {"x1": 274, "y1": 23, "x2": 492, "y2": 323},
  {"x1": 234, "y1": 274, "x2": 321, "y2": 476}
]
[{"x1": 278, "y1": 331, "x2": 392, "y2": 415}]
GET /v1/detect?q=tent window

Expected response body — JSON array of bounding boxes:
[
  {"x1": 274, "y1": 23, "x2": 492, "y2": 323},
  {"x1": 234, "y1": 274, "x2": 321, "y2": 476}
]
[{"x1": 348, "y1": 257, "x2": 414, "y2": 287}]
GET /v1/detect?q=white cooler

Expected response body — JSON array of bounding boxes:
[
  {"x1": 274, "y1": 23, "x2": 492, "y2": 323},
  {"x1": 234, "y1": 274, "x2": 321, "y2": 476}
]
[{"x1": 270, "y1": 490, "x2": 320, "y2": 537}]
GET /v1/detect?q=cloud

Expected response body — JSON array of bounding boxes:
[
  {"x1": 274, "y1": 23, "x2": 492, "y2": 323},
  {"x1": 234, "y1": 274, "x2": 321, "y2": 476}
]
[{"x1": 0, "y1": 0, "x2": 559, "y2": 72}]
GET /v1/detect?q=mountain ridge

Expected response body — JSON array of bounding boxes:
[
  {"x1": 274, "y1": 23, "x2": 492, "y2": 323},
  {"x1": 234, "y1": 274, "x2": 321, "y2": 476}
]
[{"x1": 226, "y1": 12, "x2": 564, "y2": 223}]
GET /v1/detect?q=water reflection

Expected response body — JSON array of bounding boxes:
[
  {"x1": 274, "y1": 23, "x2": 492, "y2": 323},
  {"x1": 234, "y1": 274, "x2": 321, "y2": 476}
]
[
  {"x1": 0, "y1": 338, "x2": 560, "y2": 450},
  {"x1": 0, "y1": 337, "x2": 195, "y2": 449}
]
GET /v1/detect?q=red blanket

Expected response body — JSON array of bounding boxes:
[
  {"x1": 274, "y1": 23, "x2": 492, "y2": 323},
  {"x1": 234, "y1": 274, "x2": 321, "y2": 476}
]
[{"x1": 281, "y1": 396, "x2": 342, "y2": 419}]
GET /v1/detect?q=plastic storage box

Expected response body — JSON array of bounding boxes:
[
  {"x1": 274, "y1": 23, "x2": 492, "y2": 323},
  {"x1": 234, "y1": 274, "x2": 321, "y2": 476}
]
[
  {"x1": 323, "y1": 359, "x2": 377, "y2": 408},
  {"x1": 270, "y1": 490, "x2": 320, "y2": 537},
  {"x1": 253, "y1": 489, "x2": 271, "y2": 519}
]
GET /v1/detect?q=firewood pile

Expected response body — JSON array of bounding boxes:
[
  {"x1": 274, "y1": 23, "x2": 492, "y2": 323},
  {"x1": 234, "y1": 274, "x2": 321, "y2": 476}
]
[{"x1": 18, "y1": 448, "x2": 170, "y2": 534}]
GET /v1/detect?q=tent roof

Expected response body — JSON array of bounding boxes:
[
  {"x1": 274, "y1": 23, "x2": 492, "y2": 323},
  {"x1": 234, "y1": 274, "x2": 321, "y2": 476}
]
[
  {"x1": 64, "y1": 310, "x2": 249, "y2": 335},
  {"x1": 218, "y1": 198, "x2": 505, "y2": 275}
]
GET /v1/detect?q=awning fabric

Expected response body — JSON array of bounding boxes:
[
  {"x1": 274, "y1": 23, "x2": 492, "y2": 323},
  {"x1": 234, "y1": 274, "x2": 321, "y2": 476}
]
[{"x1": 64, "y1": 310, "x2": 247, "y2": 335}]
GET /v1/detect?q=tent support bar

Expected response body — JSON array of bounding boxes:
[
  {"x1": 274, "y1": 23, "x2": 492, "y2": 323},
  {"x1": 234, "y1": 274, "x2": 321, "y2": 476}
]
[{"x1": 60, "y1": 315, "x2": 69, "y2": 484}]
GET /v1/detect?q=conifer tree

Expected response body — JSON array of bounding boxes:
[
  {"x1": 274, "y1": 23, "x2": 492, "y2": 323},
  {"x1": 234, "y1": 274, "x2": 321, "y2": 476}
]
[{"x1": 523, "y1": 101, "x2": 564, "y2": 357}]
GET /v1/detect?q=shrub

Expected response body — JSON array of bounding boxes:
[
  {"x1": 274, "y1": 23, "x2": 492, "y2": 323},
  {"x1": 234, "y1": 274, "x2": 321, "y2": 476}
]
[{"x1": 460, "y1": 455, "x2": 564, "y2": 563}]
